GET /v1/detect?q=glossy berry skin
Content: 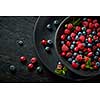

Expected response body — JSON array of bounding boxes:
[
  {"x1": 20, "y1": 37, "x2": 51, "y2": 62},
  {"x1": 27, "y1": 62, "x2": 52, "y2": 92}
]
[
  {"x1": 87, "y1": 52, "x2": 93, "y2": 57},
  {"x1": 61, "y1": 52, "x2": 66, "y2": 56},
  {"x1": 96, "y1": 62, "x2": 100, "y2": 67},
  {"x1": 30, "y1": 57, "x2": 37, "y2": 64},
  {"x1": 72, "y1": 62, "x2": 78, "y2": 69},
  {"x1": 77, "y1": 43, "x2": 85, "y2": 50},
  {"x1": 86, "y1": 29, "x2": 92, "y2": 34},
  {"x1": 88, "y1": 37, "x2": 92, "y2": 43},
  {"x1": 66, "y1": 41, "x2": 71, "y2": 47},
  {"x1": 61, "y1": 34, "x2": 66, "y2": 40},
  {"x1": 71, "y1": 32, "x2": 76, "y2": 37},
  {"x1": 87, "y1": 48, "x2": 92, "y2": 52},
  {"x1": 93, "y1": 19, "x2": 97, "y2": 24},
  {"x1": 76, "y1": 55, "x2": 83, "y2": 62},
  {"x1": 75, "y1": 26, "x2": 81, "y2": 32},
  {"x1": 20, "y1": 56, "x2": 27, "y2": 62},
  {"x1": 87, "y1": 18, "x2": 92, "y2": 22},
  {"x1": 97, "y1": 32, "x2": 100, "y2": 37},
  {"x1": 84, "y1": 56, "x2": 90, "y2": 62},
  {"x1": 79, "y1": 35, "x2": 85, "y2": 42},
  {"x1": 67, "y1": 23, "x2": 73, "y2": 29},
  {"x1": 74, "y1": 47, "x2": 79, "y2": 52},
  {"x1": 27, "y1": 63, "x2": 34, "y2": 70},
  {"x1": 64, "y1": 29, "x2": 70, "y2": 34},
  {"x1": 66, "y1": 52, "x2": 72, "y2": 58},
  {"x1": 89, "y1": 23, "x2": 94, "y2": 29},
  {"x1": 93, "y1": 65, "x2": 98, "y2": 70},
  {"x1": 81, "y1": 64, "x2": 86, "y2": 70},
  {"x1": 41, "y1": 39, "x2": 47, "y2": 46},
  {"x1": 96, "y1": 43, "x2": 100, "y2": 48},
  {"x1": 95, "y1": 23, "x2": 99, "y2": 28},
  {"x1": 82, "y1": 21, "x2": 88, "y2": 27},
  {"x1": 62, "y1": 44, "x2": 69, "y2": 52}
]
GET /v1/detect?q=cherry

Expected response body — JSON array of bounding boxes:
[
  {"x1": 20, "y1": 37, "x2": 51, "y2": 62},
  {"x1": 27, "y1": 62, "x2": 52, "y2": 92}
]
[
  {"x1": 76, "y1": 55, "x2": 83, "y2": 62},
  {"x1": 75, "y1": 26, "x2": 81, "y2": 32},
  {"x1": 87, "y1": 52, "x2": 93, "y2": 57},
  {"x1": 79, "y1": 35, "x2": 85, "y2": 42},
  {"x1": 97, "y1": 32, "x2": 100, "y2": 37},
  {"x1": 81, "y1": 64, "x2": 86, "y2": 70},
  {"x1": 30, "y1": 57, "x2": 37, "y2": 64},
  {"x1": 61, "y1": 44, "x2": 69, "y2": 52},
  {"x1": 88, "y1": 37, "x2": 92, "y2": 43},
  {"x1": 98, "y1": 57, "x2": 100, "y2": 62},
  {"x1": 64, "y1": 29, "x2": 70, "y2": 35},
  {"x1": 27, "y1": 63, "x2": 34, "y2": 70},
  {"x1": 61, "y1": 34, "x2": 66, "y2": 40},
  {"x1": 41, "y1": 39, "x2": 47, "y2": 45},
  {"x1": 20, "y1": 56, "x2": 27, "y2": 62},
  {"x1": 72, "y1": 62, "x2": 78, "y2": 69},
  {"x1": 67, "y1": 23, "x2": 73, "y2": 29}
]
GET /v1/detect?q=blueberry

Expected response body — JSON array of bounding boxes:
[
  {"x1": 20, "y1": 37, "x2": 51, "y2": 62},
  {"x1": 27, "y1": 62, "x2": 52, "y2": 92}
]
[
  {"x1": 92, "y1": 31, "x2": 96, "y2": 35},
  {"x1": 73, "y1": 52, "x2": 78, "y2": 56},
  {"x1": 87, "y1": 43, "x2": 92, "y2": 47},
  {"x1": 95, "y1": 51, "x2": 99, "y2": 56},
  {"x1": 47, "y1": 24, "x2": 52, "y2": 30},
  {"x1": 96, "y1": 62, "x2": 100, "y2": 67},
  {"x1": 47, "y1": 40, "x2": 53, "y2": 45},
  {"x1": 79, "y1": 51, "x2": 83, "y2": 54},
  {"x1": 72, "y1": 41, "x2": 76, "y2": 45},
  {"x1": 83, "y1": 18, "x2": 87, "y2": 21},
  {"x1": 78, "y1": 32, "x2": 82, "y2": 36},
  {"x1": 67, "y1": 36, "x2": 71, "y2": 40},
  {"x1": 72, "y1": 60, "x2": 76, "y2": 63},
  {"x1": 53, "y1": 20, "x2": 59, "y2": 25},
  {"x1": 58, "y1": 61, "x2": 62, "y2": 65},
  {"x1": 97, "y1": 48, "x2": 100, "y2": 52},
  {"x1": 61, "y1": 41, "x2": 64, "y2": 44},
  {"x1": 68, "y1": 58, "x2": 72, "y2": 62},
  {"x1": 75, "y1": 35, "x2": 79, "y2": 40},
  {"x1": 94, "y1": 56, "x2": 98, "y2": 60},
  {"x1": 45, "y1": 47, "x2": 50, "y2": 52},
  {"x1": 9, "y1": 65, "x2": 16, "y2": 72},
  {"x1": 18, "y1": 40, "x2": 24, "y2": 46},
  {"x1": 82, "y1": 27, "x2": 86, "y2": 31},
  {"x1": 83, "y1": 31, "x2": 86, "y2": 35},
  {"x1": 70, "y1": 45, "x2": 74, "y2": 50}
]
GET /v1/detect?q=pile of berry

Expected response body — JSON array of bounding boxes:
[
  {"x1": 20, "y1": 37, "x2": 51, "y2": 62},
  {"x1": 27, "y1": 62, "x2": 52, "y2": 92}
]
[{"x1": 60, "y1": 17, "x2": 100, "y2": 70}]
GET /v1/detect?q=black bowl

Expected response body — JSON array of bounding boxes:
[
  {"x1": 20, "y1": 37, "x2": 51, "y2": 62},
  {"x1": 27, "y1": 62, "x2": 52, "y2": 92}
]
[{"x1": 55, "y1": 16, "x2": 100, "y2": 77}]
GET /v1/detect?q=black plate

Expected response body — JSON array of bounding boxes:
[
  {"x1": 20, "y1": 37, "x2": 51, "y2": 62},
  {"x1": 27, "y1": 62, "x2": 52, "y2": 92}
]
[{"x1": 55, "y1": 16, "x2": 100, "y2": 77}]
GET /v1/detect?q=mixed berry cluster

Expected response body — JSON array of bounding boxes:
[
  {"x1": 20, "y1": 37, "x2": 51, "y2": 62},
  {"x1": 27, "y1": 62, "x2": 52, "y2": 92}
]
[{"x1": 60, "y1": 17, "x2": 100, "y2": 70}]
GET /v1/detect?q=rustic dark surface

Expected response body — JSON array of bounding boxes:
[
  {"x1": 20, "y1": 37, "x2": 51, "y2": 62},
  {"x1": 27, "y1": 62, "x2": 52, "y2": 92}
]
[{"x1": 0, "y1": 16, "x2": 100, "y2": 83}]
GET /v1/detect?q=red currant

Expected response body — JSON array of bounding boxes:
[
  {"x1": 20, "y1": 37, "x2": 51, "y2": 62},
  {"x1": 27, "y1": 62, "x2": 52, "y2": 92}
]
[
  {"x1": 72, "y1": 62, "x2": 78, "y2": 69},
  {"x1": 27, "y1": 63, "x2": 34, "y2": 70},
  {"x1": 20, "y1": 56, "x2": 27, "y2": 62},
  {"x1": 86, "y1": 29, "x2": 92, "y2": 34},
  {"x1": 65, "y1": 41, "x2": 71, "y2": 47},
  {"x1": 87, "y1": 52, "x2": 93, "y2": 57},
  {"x1": 76, "y1": 55, "x2": 83, "y2": 62},
  {"x1": 64, "y1": 29, "x2": 70, "y2": 35},
  {"x1": 30, "y1": 57, "x2": 37, "y2": 64},
  {"x1": 97, "y1": 32, "x2": 100, "y2": 37},
  {"x1": 61, "y1": 34, "x2": 66, "y2": 40},
  {"x1": 95, "y1": 23, "x2": 99, "y2": 28},
  {"x1": 82, "y1": 21, "x2": 88, "y2": 27},
  {"x1": 93, "y1": 19, "x2": 97, "y2": 24},
  {"x1": 79, "y1": 35, "x2": 85, "y2": 42},
  {"x1": 67, "y1": 23, "x2": 73, "y2": 29},
  {"x1": 61, "y1": 52, "x2": 66, "y2": 56},
  {"x1": 88, "y1": 37, "x2": 92, "y2": 43},
  {"x1": 41, "y1": 39, "x2": 47, "y2": 45},
  {"x1": 75, "y1": 26, "x2": 81, "y2": 32},
  {"x1": 61, "y1": 44, "x2": 69, "y2": 52},
  {"x1": 81, "y1": 64, "x2": 86, "y2": 70}
]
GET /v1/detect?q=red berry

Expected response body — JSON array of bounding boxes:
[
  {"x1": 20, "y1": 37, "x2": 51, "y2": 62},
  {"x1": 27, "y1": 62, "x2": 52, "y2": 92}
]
[
  {"x1": 83, "y1": 48, "x2": 87, "y2": 52},
  {"x1": 84, "y1": 56, "x2": 90, "y2": 62},
  {"x1": 87, "y1": 18, "x2": 92, "y2": 22},
  {"x1": 87, "y1": 48, "x2": 92, "y2": 52},
  {"x1": 27, "y1": 63, "x2": 34, "y2": 70},
  {"x1": 67, "y1": 23, "x2": 73, "y2": 29},
  {"x1": 92, "y1": 61, "x2": 95, "y2": 66},
  {"x1": 61, "y1": 44, "x2": 69, "y2": 52},
  {"x1": 88, "y1": 37, "x2": 92, "y2": 43},
  {"x1": 93, "y1": 46, "x2": 97, "y2": 51},
  {"x1": 93, "y1": 35, "x2": 98, "y2": 40},
  {"x1": 71, "y1": 32, "x2": 76, "y2": 37},
  {"x1": 77, "y1": 43, "x2": 85, "y2": 50},
  {"x1": 61, "y1": 52, "x2": 66, "y2": 56},
  {"x1": 87, "y1": 52, "x2": 93, "y2": 57},
  {"x1": 72, "y1": 62, "x2": 78, "y2": 69},
  {"x1": 76, "y1": 55, "x2": 83, "y2": 62},
  {"x1": 75, "y1": 26, "x2": 81, "y2": 32},
  {"x1": 76, "y1": 41, "x2": 81, "y2": 45},
  {"x1": 41, "y1": 39, "x2": 47, "y2": 45},
  {"x1": 93, "y1": 19, "x2": 98, "y2": 24},
  {"x1": 98, "y1": 57, "x2": 100, "y2": 62},
  {"x1": 30, "y1": 57, "x2": 37, "y2": 64},
  {"x1": 97, "y1": 27, "x2": 100, "y2": 32},
  {"x1": 61, "y1": 34, "x2": 66, "y2": 40},
  {"x1": 65, "y1": 41, "x2": 71, "y2": 47},
  {"x1": 64, "y1": 29, "x2": 70, "y2": 34},
  {"x1": 97, "y1": 32, "x2": 100, "y2": 37},
  {"x1": 66, "y1": 52, "x2": 72, "y2": 58},
  {"x1": 95, "y1": 23, "x2": 99, "y2": 28},
  {"x1": 86, "y1": 29, "x2": 92, "y2": 34},
  {"x1": 20, "y1": 56, "x2": 27, "y2": 62},
  {"x1": 81, "y1": 64, "x2": 86, "y2": 70},
  {"x1": 79, "y1": 35, "x2": 85, "y2": 42},
  {"x1": 96, "y1": 43, "x2": 100, "y2": 48},
  {"x1": 74, "y1": 47, "x2": 79, "y2": 52},
  {"x1": 82, "y1": 21, "x2": 88, "y2": 27},
  {"x1": 93, "y1": 65, "x2": 98, "y2": 70},
  {"x1": 89, "y1": 23, "x2": 94, "y2": 29}
]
